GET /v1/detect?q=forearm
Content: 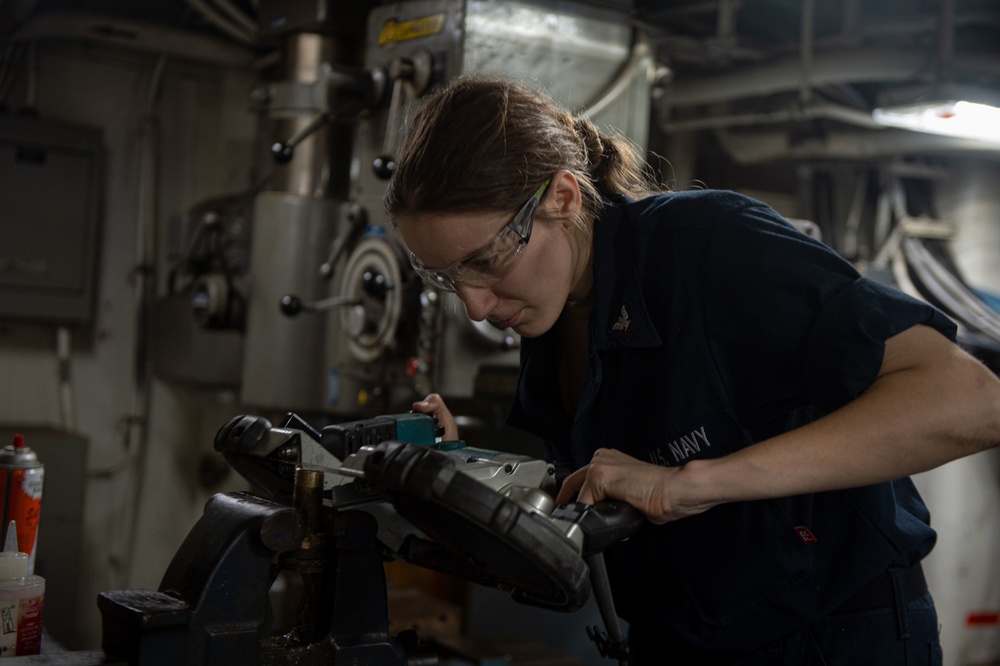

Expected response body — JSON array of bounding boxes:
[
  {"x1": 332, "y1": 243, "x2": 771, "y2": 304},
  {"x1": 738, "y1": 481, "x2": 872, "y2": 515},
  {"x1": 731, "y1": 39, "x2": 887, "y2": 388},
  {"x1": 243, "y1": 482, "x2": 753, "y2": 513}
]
[
  {"x1": 570, "y1": 326, "x2": 1000, "y2": 524},
  {"x1": 686, "y1": 329, "x2": 1000, "y2": 507}
]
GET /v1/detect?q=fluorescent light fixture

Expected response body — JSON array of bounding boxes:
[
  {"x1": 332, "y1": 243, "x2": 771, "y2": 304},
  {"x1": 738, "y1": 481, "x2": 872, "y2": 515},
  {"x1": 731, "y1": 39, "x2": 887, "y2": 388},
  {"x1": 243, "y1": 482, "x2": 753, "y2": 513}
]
[{"x1": 872, "y1": 100, "x2": 1000, "y2": 143}]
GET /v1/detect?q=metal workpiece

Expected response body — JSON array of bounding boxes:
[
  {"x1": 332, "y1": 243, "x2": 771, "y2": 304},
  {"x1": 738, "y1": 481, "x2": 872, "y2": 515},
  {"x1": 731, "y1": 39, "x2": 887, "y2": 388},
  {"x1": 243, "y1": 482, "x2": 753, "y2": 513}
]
[
  {"x1": 294, "y1": 466, "x2": 325, "y2": 502},
  {"x1": 292, "y1": 467, "x2": 327, "y2": 557}
]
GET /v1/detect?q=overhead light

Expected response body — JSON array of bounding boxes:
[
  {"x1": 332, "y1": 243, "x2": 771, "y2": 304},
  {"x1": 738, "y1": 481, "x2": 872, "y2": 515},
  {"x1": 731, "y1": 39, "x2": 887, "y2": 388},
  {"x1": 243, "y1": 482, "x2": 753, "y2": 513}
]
[{"x1": 872, "y1": 100, "x2": 1000, "y2": 144}]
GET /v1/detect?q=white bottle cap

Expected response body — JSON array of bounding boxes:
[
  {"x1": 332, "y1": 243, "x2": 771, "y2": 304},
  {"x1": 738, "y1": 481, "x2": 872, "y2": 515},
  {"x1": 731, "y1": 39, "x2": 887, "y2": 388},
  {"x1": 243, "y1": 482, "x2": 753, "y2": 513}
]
[
  {"x1": 3, "y1": 520, "x2": 17, "y2": 554},
  {"x1": 0, "y1": 552, "x2": 27, "y2": 580}
]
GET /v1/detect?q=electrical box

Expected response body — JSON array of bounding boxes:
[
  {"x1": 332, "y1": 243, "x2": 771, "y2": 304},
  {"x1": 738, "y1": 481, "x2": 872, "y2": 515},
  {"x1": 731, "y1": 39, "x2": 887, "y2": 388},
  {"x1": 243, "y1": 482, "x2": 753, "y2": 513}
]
[{"x1": 0, "y1": 115, "x2": 103, "y2": 323}]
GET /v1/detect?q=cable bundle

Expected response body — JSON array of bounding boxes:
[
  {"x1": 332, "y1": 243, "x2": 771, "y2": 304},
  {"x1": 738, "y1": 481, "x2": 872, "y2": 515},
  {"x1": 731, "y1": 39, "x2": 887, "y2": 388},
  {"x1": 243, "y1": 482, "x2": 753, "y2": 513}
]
[{"x1": 893, "y1": 235, "x2": 1000, "y2": 366}]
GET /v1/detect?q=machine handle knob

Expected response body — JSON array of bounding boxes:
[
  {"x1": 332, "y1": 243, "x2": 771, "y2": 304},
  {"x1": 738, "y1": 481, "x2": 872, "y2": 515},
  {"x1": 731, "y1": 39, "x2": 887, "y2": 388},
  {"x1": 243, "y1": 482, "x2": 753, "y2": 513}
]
[
  {"x1": 372, "y1": 51, "x2": 432, "y2": 180},
  {"x1": 280, "y1": 293, "x2": 361, "y2": 317},
  {"x1": 271, "y1": 142, "x2": 295, "y2": 165},
  {"x1": 361, "y1": 269, "x2": 394, "y2": 298},
  {"x1": 271, "y1": 110, "x2": 333, "y2": 165},
  {"x1": 372, "y1": 154, "x2": 396, "y2": 179},
  {"x1": 279, "y1": 294, "x2": 305, "y2": 316},
  {"x1": 373, "y1": 75, "x2": 405, "y2": 180}
]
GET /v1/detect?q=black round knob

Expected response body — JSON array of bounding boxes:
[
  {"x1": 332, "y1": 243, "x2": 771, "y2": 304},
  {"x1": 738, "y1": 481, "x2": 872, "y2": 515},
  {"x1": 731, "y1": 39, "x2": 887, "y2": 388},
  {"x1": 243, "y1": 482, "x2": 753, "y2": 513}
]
[
  {"x1": 362, "y1": 269, "x2": 394, "y2": 298},
  {"x1": 280, "y1": 294, "x2": 303, "y2": 316},
  {"x1": 372, "y1": 154, "x2": 396, "y2": 180},
  {"x1": 272, "y1": 142, "x2": 294, "y2": 164}
]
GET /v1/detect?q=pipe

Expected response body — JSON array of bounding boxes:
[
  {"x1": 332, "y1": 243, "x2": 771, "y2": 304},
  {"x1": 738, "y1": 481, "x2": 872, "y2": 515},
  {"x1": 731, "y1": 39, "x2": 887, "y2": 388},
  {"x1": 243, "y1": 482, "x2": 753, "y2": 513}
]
[
  {"x1": 84, "y1": 55, "x2": 169, "y2": 592},
  {"x1": 12, "y1": 10, "x2": 253, "y2": 67},
  {"x1": 872, "y1": 186, "x2": 897, "y2": 265},
  {"x1": 121, "y1": 53, "x2": 167, "y2": 587},
  {"x1": 843, "y1": 170, "x2": 867, "y2": 259},
  {"x1": 853, "y1": 8, "x2": 1000, "y2": 40},
  {"x1": 840, "y1": 0, "x2": 861, "y2": 46},
  {"x1": 665, "y1": 47, "x2": 930, "y2": 107},
  {"x1": 208, "y1": 0, "x2": 258, "y2": 36},
  {"x1": 184, "y1": 0, "x2": 256, "y2": 46},
  {"x1": 0, "y1": 42, "x2": 17, "y2": 102},
  {"x1": 717, "y1": 0, "x2": 739, "y2": 42},
  {"x1": 580, "y1": 30, "x2": 653, "y2": 120},
  {"x1": 661, "y1": 101, "x2": 882, "y2": 133},
  {"x1": 715, "y1": 125, "x2": 1000, "y2": 164},
  {"x1": 800, "y1": 0, "x2": 814, "y2": 104},
  {"x1": 904, "y1": 237, "x2": 1000, "y2": 340},
  {"x1": 24, "y1": 40, "x2": 36, "y2": 109},
  {"x1": 937, "y1": 0, "x2": 956, "y2": 69},
  {"x1": 56, "y1": 327, "x2": 75, "y2": 432}
]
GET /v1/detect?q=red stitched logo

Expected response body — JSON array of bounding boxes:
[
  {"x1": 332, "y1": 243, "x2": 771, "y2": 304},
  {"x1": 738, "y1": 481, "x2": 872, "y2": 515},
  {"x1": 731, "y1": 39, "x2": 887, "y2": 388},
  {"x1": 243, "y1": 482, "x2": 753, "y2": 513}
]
[
  {"x1": 966, "y1": 612, "x2": 999, "y2": 626},
  {"x1": 794, "y1": 526, "x2": 818, "y2": 544}
]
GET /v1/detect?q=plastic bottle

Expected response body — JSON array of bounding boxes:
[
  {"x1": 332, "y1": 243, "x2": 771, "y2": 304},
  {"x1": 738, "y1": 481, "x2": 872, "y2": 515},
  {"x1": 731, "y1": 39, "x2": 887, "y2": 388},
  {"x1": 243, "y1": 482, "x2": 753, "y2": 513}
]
[{"x1": 0, "y1": 522, "x2": 44, "y2": 657}]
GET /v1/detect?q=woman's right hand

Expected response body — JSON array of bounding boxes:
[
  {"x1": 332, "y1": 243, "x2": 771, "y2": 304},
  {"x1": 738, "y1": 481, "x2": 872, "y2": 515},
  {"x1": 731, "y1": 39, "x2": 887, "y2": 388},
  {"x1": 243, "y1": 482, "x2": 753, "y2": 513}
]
[{"x1": 411, "y1": 393, "x2": 459, "y2": 441}]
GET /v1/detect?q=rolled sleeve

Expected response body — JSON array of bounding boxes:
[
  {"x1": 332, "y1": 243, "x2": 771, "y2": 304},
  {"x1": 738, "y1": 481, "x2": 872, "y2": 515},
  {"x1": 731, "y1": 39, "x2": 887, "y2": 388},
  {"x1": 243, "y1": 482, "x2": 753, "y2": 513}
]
[
  {"x1": 802, "y1": 276, "x2": 957, "y2": 407},
  {"x1": 707, "y1": 200, "x2": 957, "y2": 417}
]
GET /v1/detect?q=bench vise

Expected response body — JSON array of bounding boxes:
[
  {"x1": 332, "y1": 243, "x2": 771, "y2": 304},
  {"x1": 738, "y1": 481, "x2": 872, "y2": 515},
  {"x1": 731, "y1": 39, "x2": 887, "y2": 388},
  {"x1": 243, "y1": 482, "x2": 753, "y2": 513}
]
[{"x1": 96, "y1": 412, "x2": 642, "y2": 665}]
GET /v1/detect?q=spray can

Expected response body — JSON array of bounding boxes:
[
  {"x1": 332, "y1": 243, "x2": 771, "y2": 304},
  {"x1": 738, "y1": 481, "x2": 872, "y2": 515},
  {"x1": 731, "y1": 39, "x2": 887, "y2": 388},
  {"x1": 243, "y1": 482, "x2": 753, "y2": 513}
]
[
  {"x1": 0, "y1": 437, "x2": 43, "y2": 575},
  {"x1": 0, "y1": 524, "x2": 44, "y2": 657}
]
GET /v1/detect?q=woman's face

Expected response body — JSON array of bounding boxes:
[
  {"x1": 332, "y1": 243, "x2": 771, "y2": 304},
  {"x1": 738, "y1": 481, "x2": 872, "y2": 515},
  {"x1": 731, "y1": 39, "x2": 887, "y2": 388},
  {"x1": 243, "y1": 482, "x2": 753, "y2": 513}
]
[{"x1": 398, "y1": 175, "x2": 588, "y2": 338}]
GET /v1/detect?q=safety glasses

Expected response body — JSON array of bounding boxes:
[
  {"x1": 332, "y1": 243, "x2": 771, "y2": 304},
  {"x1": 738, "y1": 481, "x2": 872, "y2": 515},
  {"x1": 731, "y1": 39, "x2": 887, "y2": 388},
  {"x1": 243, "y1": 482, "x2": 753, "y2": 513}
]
[{"x1": 409, "y1": 179, "x2": 550, "y2": 293}]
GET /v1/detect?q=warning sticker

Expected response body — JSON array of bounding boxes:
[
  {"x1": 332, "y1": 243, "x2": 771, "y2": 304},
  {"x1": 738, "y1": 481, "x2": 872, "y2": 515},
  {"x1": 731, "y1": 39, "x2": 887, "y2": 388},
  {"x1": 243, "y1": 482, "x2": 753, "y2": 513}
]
[{"x1": 379, "y1": 13, "x2": 446, "y2": 46}]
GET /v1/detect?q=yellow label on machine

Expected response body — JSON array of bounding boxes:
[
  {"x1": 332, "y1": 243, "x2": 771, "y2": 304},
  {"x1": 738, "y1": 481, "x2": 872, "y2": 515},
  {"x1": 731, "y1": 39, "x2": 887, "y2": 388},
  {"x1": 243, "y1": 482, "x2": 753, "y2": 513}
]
[{"x1": 379, "y1": 13, "x2": 446, "y2": 46}]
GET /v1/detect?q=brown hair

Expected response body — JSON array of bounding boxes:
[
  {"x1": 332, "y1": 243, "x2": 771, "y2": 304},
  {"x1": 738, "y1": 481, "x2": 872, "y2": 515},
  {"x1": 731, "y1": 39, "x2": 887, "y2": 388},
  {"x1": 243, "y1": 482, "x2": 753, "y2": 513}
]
[{"x1": 384, "y1": 75, "x2": 657, "y2": 232}]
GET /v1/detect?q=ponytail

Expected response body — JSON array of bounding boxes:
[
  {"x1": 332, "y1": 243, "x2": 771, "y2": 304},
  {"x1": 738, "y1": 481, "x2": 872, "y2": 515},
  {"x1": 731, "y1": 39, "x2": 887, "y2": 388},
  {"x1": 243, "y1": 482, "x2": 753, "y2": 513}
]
[
  {"x1": 570, "y1": 115, "x2": 657, "y2": 201},
  {"x1": 385, "y1": 75, "x2": 661, "y2": 234}
]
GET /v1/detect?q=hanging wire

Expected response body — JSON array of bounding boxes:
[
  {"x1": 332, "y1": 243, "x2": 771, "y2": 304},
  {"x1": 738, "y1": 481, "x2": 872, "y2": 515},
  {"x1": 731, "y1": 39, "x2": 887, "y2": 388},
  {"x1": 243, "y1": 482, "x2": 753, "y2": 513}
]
[{"x1": 901, "y1": 236, "x2": 1000, "y2": 343}]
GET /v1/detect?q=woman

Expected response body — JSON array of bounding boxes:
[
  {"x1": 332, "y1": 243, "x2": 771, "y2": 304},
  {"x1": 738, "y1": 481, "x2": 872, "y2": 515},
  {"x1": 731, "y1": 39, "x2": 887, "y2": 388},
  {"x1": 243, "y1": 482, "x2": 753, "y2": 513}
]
[{"x1": 384, "y1": 75, "x2": 1000, "y2": 664}]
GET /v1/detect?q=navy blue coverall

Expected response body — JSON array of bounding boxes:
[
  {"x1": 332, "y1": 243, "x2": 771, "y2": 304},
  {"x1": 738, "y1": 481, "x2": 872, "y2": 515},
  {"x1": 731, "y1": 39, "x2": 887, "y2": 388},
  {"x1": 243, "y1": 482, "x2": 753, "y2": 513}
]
[{"x1": 509, "y1": 190, "x2": 953, "y2": 664}]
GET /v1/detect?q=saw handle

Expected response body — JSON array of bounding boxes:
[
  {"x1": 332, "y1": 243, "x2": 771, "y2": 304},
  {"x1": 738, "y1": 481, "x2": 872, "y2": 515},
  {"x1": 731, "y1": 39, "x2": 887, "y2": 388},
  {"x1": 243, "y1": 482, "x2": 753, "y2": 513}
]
[{"x1": 550, "y1": 500, "x2": 645, "y2": 555}]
